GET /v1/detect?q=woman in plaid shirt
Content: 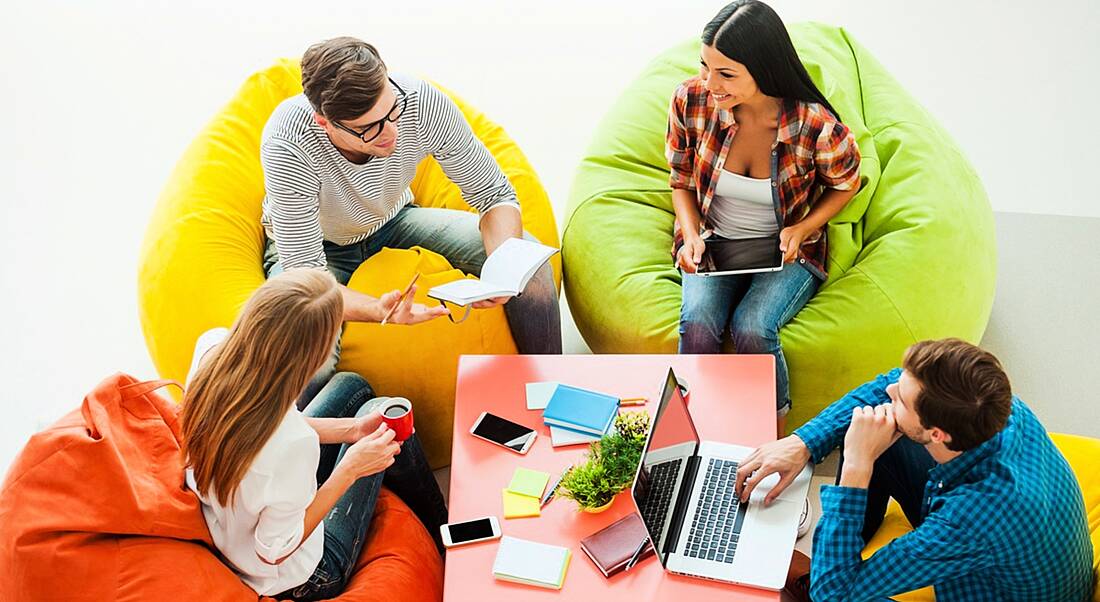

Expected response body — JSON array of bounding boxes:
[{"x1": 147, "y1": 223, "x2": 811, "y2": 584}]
[{"x1": 667, "y1": 0, "x2": 861, "y2": 435}]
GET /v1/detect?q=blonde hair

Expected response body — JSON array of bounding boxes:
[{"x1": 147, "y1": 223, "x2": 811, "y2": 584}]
[{"x1": 181, "y1": 269, "x2": 343, "y2": 506}]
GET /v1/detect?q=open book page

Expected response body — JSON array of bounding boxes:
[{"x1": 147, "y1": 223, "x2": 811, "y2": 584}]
[
  {"x1": 428, "y1": 238, "x2": 558, "y2": 305},
  {"x1": 427, "y1": 278, "x2": 514, "y2": 305},
  {"x1": 480, "y1": 238, "x2": 557, "y2": 295}
]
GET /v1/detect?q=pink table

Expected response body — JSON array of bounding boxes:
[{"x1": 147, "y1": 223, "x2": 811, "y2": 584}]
[{"x1": 445, "y1": 354, "x2": 780, "y2": 601}]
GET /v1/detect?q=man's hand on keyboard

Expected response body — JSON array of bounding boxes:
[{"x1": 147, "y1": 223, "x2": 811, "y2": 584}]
[{"x1": 734, "y1": 435, "x2": 812, "y2": 506}]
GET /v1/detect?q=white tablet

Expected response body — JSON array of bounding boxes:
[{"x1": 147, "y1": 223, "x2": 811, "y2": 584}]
[{"x1": 696, "y1": 235, "x2": 784, "y2": 276}]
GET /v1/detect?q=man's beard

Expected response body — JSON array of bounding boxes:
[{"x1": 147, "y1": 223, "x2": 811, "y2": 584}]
[{"x1": 901, "y1": 424, "x2": 932, "y2": 446}]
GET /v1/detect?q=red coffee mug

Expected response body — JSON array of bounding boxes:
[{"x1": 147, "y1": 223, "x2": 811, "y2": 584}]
[{"x1": 379, "y1": 397, "x2": 414, "y2": 442}]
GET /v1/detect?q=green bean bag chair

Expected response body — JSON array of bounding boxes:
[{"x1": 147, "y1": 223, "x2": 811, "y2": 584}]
[{"x1": 563, "y1": 23, "x2": 996, "y2": 429}]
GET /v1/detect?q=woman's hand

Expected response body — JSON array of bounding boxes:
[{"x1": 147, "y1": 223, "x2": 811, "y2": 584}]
[
  {"x1": 340, "y1": 423, "x2": 400, "y2": 478},
  {"x1": 377, "y1": 285, "x2": 449, "y2": 325},
  {"x1": 778, "y1": 224, "x2": 811, "y2": 264},
  {"x1": 297, "y1": 422, "x2": 399, "y2": 564},
  {"x1": 677, "y1": 236, "x2": 707, "y2": 273},
  {"x1": 344, "y1": 411, "x2": 384, "y2": 443}
]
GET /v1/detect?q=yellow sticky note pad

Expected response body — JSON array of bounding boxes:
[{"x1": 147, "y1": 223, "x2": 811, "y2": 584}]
[
  {"x1": 502, "y1": 489, "x2": 541, "y2": 519},
  {"x1": 507, "y1": 467, "x2": 551, "y2": 499}
]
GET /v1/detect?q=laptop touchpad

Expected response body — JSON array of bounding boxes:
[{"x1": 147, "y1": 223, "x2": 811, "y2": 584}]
[{"x1": 735, "y1": 500, "x2": 798, "y2": 589}]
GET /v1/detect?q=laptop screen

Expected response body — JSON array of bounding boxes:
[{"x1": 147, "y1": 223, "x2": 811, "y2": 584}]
[{"x1": 630, "y1": 368, "x2": 700, "y2": 564}]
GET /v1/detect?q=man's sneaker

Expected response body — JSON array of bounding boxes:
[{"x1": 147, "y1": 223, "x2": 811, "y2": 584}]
[{"x1": 796, "y1": 498, "x2": 813, "y2": 539}]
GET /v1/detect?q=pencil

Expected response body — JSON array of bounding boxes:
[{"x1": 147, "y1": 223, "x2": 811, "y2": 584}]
[
  {"x1": 619, "y1": 397, "x2": 648, "y2": 406},
  {"x1": 380, "y1": 272, "x2": 420, "y2": 326},
  {"x1": 540, "y1": 471, "x2": 565, "y2": 508}
]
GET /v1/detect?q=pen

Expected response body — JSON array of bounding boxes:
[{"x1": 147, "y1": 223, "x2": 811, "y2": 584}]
[
  {"x1": 619, "y1": 397, "x2": 647, "y2": 406},
  {"x1": 540, "y1": 471, "x2": 565, "y2": 507},
  {"x1": 380, "y1": 272, "x2": 420, "y2": 326},
  {"x1": 625, "y1": 535, "x2": 650, "y2": 571}
]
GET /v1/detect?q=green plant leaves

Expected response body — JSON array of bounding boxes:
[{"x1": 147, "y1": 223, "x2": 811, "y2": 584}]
[{"x1": 558, "y1": 412, "x2": 650, "y2": 509}]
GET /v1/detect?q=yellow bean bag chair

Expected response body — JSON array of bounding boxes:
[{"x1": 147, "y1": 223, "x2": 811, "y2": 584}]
[
  {"x1": 861, "y1": 432, "x2": 1100, "y2": 601},
  {"x1": 138, "y1": 59, "x2": 560, "y2": 467}
]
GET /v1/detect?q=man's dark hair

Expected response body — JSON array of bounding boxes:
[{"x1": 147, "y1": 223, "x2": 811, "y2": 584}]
[
  {"x1": 300, "y1": 37, "x2": 388, "y2": 122},
  {"x1": 903, "y1": 338, "x2": 1013, "y2": 452}
]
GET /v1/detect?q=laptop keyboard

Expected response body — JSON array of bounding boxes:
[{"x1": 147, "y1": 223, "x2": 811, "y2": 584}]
[
  {"x1": 640, "y1": 458, "x2": 682, "y2": 536},
  {"x1": 685, "y1": 458, "x2": 746, "y2": 564}
]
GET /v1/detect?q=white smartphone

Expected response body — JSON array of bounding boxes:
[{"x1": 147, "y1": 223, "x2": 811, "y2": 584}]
[
  {"x1": 440, "y1": 516, "x2": 502, "y2": 548},
  {"x1": 469, "y1": 411, "x2": 538, "y2": 454}
]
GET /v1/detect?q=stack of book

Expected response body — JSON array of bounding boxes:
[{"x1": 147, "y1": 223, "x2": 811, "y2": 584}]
[
  {"x1": 492, "y1": 536, "x2": 572, "y2": 589},
  {"x1": 541, "y1": 385, "x2": 619, "y2": 447}
]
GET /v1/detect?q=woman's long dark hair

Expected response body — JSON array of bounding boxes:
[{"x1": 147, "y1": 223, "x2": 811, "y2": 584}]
[{"x1": 702, "y1": 0, "x2": 841, "y2": 120}]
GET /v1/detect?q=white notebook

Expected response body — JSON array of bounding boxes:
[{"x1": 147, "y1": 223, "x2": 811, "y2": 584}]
[
  {"x1": 427, "y1": 238, "x2": 558, "y2": 306},
  {"x1": 492, "y1": 536, "x2": 572, "y2": 590},
  {"x1": 525, "y1": 382, "x2": 560, "y2": 410},
  {"x1": 549, "y1": 425, "x2": 601, "y2": 447}
]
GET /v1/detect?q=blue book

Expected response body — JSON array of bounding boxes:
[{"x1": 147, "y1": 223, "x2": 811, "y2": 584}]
[{"x1": 542, "y1": 385, "x2": 618, "y2": 436}]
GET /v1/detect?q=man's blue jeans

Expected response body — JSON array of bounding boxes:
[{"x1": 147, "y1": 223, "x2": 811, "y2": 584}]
[
  {"x1": 280, "y1": 372, "x2": 448, "y2": 602},
  {"x1": 679, "y1": 261, "x2": 818, "y2": 414},
  {"x1": 836, "y1": 436, "x2": 937, "y2": 543},
  {"x1": 264, "y1": 206, "x2": 562, "y2": 392}
]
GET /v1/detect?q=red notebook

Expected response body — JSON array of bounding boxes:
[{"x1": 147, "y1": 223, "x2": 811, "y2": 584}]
[{"x1": 579, "y1": 513, "x2": 655, "y2": 577}]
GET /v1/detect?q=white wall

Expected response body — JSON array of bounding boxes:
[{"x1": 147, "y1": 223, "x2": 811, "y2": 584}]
[
  {"x1": 2, "y1": 0, "x2": 1097, "y2": 472},
  {"x1": 981, "y1": 213, "x2": 1100, "y2": 439}
]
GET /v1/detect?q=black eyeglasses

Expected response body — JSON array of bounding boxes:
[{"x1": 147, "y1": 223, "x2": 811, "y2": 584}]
[{"x1": 332, "y1": 78, "x2": 408, "y2": 143}]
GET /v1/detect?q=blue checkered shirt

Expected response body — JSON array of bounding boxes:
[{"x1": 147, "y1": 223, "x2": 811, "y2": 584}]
[{"x1": 793, "y1": 369, "x2": 1095, "y2": 601}]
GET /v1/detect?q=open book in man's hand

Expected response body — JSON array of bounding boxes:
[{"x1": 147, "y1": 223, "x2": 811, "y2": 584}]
[{"x1": 427, "y1": 238, "x2": 558, "y2": 306}]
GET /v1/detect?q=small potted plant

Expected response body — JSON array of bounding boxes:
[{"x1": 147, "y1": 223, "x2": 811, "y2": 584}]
[{"x1": 558, "y1": 411, "x2": 650, "y2": 513}]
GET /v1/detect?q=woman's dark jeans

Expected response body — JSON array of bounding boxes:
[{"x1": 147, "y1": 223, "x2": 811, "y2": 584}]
[{"x1": 277, "y1": 372, "x2": 448, "y2": 601}]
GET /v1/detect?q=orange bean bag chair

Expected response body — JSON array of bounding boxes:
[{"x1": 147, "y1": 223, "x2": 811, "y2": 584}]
[{"x1": 0, "y1": 374, "x2": 443, "y2": 602}]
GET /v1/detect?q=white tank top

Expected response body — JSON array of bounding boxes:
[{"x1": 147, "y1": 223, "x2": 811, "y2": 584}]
[{"x1": 707, "y1": 169, "x2": 778, "y2": 240}]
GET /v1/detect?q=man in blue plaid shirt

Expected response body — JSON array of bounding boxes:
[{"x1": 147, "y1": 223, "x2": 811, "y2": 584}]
[{"x1": 736, "y1": 339, "x2": 1094, "y2": 601}]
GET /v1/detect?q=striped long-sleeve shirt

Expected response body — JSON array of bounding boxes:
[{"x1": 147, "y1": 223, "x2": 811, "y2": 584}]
[{"x1": 260, "y1": 73, "x2": 520, "y2": 270}]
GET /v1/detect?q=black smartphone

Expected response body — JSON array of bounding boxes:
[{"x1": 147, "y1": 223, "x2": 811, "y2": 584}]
[{"x1": 469, "y1": 412, "x2": 537, "y2": 454}]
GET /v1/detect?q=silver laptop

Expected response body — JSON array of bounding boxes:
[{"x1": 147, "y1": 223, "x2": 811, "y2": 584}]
[
  {"x1": 696, "y1": 235, "x2": 784, "y2": 276},
  {"x1": 629, "y1": 368, "x2": 812, "y2": 590}
]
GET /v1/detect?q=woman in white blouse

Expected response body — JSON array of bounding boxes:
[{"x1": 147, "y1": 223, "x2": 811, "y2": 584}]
[{"x1": 181, "y1": 269, "x2": 447, "y2": 600}]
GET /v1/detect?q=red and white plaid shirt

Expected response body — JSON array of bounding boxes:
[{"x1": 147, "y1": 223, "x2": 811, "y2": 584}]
[{"x1": 666, "y1": 76, "x2": 861, "y2": 279}]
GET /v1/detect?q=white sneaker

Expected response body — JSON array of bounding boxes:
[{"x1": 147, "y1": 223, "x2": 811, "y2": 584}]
[{"x1": 796, "y1": 499, "x2": 813, "y2": 539}]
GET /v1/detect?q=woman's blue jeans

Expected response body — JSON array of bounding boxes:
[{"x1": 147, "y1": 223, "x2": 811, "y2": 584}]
[
  {"x1": 679, "y1": 261, "x2": 818, "y2": 415},
  {"x1": 279, "y1": 372, "x2": 448, "y2": 601}
]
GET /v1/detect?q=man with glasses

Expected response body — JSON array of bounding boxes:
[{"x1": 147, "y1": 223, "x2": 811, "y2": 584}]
[{"x1": 260, "y1": 37, "x2": 561, "y2": 360}]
